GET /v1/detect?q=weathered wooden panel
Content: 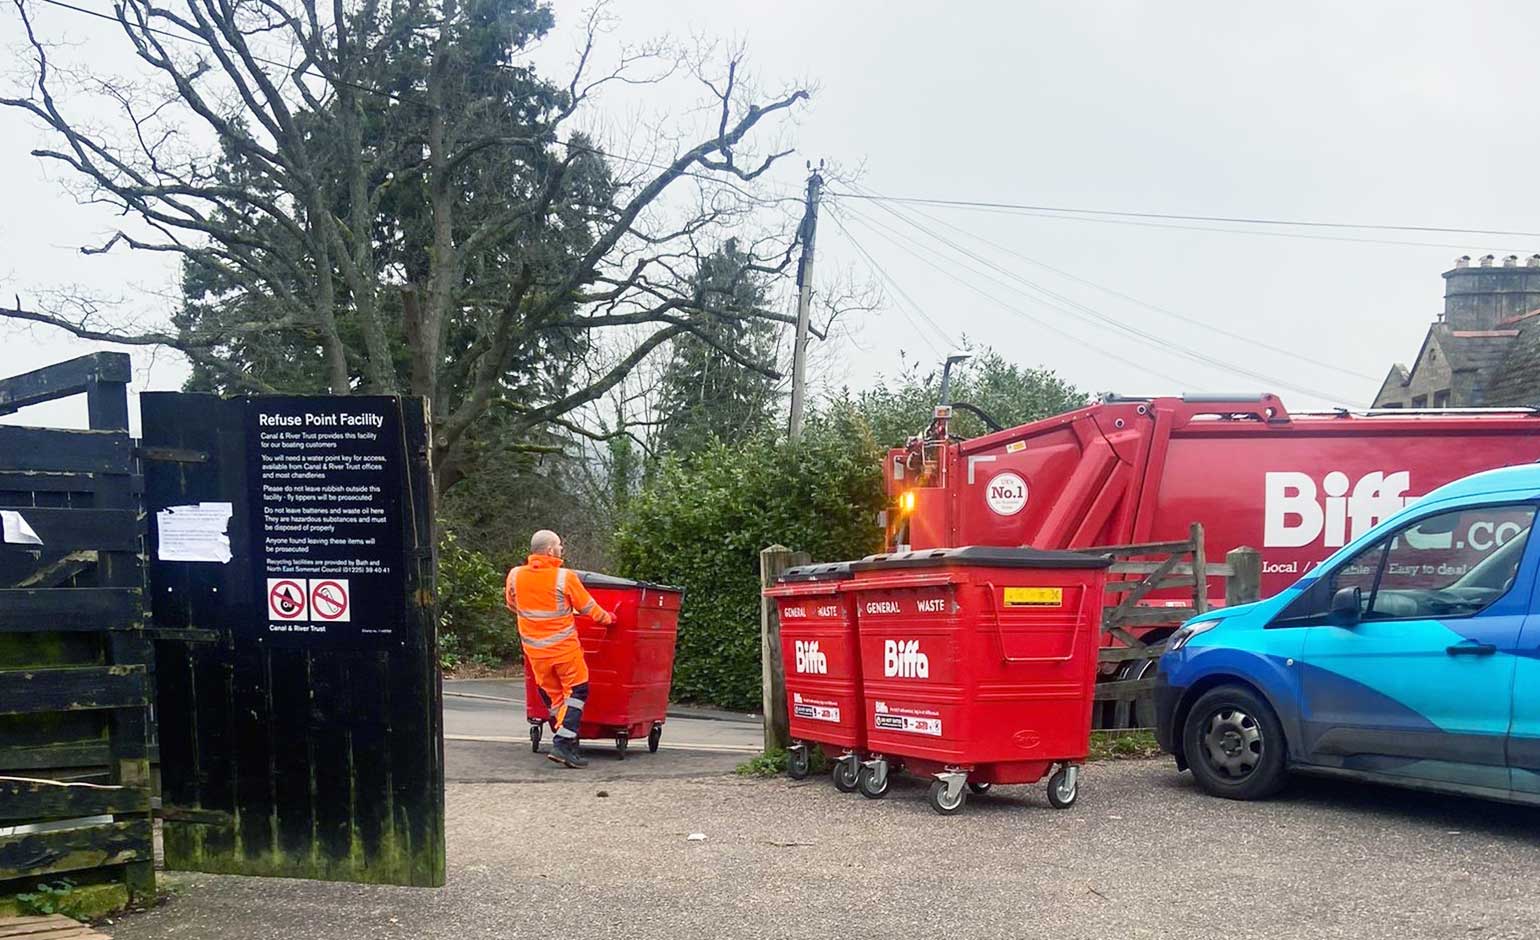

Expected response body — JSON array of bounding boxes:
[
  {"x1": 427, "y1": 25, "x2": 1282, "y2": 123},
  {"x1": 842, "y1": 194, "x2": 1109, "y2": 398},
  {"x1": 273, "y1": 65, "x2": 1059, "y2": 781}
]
[
  {"x1": 0, "y1": 913, "x2": 114, "y2": 939},
  {"x1": 0, "y1": 820, "x2": 151, "y2": 881},
  {"x1": 0, "y1": 778, "x2": 148, "y2": 822},
  {"x1": 0, "y1": 429, "x2": 132, "y2": 475},
  {"x1": 0, "y1": 510, "x2": 138, "y2": 553},
  {"x1": 0, "y1": 666, "x2": 147, "y2": 716},
  {"x1": 0, "y1": 353, "x2": 130, "y2": 416},
  {"x1": 0, "y1": 472, "x2": 97, "y2": 495},
  {"x1": 0, "y1": 590, "x2": 140, "y2": 633}
]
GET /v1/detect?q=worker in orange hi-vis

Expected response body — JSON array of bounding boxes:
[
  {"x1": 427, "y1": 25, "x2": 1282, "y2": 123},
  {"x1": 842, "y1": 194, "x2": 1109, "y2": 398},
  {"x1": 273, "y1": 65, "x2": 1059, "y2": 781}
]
[{"x1": 505, "y1": 529, "x2": 616, "y2": 768}]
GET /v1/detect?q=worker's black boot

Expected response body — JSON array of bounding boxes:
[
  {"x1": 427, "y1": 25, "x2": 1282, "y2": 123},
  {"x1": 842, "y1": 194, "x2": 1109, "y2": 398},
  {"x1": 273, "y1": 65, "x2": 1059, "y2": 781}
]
[{"x1": 548, "y1": 736, "x2": 588, "y2": 769}]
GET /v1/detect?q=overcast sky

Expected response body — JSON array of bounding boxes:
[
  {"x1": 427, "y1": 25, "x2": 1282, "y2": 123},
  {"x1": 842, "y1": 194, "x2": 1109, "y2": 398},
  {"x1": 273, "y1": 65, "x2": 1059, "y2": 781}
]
[{"x1": 5, "y1": 0, "x2": 1538, "y2": 431}]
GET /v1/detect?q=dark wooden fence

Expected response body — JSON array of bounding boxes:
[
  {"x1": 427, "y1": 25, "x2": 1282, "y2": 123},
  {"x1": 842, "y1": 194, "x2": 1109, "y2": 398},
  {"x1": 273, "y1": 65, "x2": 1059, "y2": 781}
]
[
  {"x1": 1093, "y1": 525, "x2": 1261, "y2": 729},
  {"x1": 0, "y1": 354, "x2": 154, "y2": 906}
]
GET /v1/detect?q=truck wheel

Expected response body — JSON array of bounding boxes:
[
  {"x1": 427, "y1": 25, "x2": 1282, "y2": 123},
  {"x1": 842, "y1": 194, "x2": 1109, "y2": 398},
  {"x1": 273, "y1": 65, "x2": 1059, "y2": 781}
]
[
  {"x1": 927, "y1": 779, "x2": 967, "y2": 816},
  {"x1": 1182, "y1": 684, "x2": 1287, "y2": 801},
  {"x1": 529, "y1": 723, "x2": 542, "y2": 753},
  {"x1": 831, "y1": 758, "x2": 860, "y2": 793},
  {"x1": 1046, "y1": 768, "x2": 1078, "y2": 809},
  {"x1": 786, "y1": 745, "x2": 810, "y2": 780},
  {"x1": 647, "y1": 725, "x2": 662, "y2": 753}
]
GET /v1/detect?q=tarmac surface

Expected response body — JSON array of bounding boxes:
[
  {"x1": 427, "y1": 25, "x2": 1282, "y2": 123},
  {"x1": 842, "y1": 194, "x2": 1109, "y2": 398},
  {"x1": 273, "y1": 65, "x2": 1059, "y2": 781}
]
[{"x1": 113, "y1": 749, "x2": 1540, "y2": 940}]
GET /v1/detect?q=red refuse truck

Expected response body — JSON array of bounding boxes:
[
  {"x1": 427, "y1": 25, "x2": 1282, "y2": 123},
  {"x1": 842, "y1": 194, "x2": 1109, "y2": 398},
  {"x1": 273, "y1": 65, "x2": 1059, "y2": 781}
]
[{"x1": 885, "y1": 393, "x2": 1540, "y2": 630}]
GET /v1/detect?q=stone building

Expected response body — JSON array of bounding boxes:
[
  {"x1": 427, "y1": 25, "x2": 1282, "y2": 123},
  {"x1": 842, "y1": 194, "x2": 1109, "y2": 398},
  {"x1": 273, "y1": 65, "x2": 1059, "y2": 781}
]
[{"x1": 1373, "y1": 254, "x2": 1540, "y2": 409}]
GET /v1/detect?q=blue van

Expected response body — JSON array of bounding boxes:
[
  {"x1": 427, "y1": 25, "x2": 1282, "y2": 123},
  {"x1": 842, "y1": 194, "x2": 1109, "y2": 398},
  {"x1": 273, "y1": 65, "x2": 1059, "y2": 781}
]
[{"x1": 1155, "y1": 464, "x2": 1540, "y2": 804}]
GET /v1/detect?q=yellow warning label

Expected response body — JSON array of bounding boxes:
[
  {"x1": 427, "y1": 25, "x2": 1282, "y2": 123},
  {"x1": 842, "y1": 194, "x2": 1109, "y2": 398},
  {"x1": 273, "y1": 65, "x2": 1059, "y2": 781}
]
[
  {"x1": 1003, "y1": 587, "x2": 1063, "y2": 607},
  {"x1": 1005, "y1": 441, "x2": 1026, "y2": 454}
]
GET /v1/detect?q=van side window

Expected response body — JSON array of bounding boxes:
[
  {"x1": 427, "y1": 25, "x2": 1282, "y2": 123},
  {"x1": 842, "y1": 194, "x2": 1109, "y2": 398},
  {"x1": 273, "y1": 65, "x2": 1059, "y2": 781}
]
[{"x1": 1328, "y1": 505, "x2": 1536, "y2": 620}]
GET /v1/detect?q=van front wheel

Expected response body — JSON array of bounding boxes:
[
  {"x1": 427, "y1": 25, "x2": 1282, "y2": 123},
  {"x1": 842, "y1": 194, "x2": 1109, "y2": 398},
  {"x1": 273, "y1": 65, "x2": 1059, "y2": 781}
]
[{"x1": 1181, "y1": 685, "x2": 1287, "y2": 801}]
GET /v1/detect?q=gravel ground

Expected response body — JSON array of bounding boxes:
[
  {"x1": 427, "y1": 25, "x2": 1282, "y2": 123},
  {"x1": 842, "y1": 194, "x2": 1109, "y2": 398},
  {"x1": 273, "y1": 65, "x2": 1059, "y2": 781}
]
[{"x1": 112, "y1": 757, "x2": 1540, "y2": 940}]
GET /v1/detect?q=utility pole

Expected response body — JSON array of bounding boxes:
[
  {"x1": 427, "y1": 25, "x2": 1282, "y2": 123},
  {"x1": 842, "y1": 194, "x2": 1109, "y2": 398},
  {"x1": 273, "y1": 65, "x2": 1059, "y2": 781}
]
[{"x1": 787, "y1": 162, "x2": 823, "y2": 443}]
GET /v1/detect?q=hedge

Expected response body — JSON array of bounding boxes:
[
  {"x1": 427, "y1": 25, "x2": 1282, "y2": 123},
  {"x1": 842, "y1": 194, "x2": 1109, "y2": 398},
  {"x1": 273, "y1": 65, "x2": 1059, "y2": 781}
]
[{"x1": 614, "y1": 402, "x2": 887, "y2": 710}]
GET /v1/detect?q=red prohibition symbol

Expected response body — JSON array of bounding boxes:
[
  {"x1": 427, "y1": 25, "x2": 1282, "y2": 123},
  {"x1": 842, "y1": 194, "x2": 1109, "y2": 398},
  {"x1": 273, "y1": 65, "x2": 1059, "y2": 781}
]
[
  {"x1": 269, "y1": 579, "x2": 305, "y2": 619},
  {"x1": 311, "y1": 580, "x2": 349, "y2": 620}
]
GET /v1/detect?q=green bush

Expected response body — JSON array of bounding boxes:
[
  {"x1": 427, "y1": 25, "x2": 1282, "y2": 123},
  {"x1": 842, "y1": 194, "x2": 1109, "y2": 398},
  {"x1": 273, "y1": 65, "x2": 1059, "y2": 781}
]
[
  {"x1": 614, "y1": 400, "x2": 887, "y2": 710},
  {"x1": 437, "y1": 531, "x2": 518, "y2": 671}
]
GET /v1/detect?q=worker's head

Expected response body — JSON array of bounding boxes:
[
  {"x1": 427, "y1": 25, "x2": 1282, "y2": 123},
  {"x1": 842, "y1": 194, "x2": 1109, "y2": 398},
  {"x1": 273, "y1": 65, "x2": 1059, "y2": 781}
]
[{"x1": 530, "y1": 529, "x2": 563, "y2": 558}]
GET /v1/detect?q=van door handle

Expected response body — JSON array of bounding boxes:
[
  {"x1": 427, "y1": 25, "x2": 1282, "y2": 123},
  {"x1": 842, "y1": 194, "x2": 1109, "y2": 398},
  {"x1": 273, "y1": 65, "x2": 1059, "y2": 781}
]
[{"x1": 1446, "y1": 641, "x2": 1497, "y2": 656}]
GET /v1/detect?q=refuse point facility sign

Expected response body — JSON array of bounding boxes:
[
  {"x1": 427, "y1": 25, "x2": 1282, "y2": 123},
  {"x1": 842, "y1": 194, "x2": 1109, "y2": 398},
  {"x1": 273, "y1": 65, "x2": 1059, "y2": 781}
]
[{"x1": 251, "y1": 397, "x2": 405, "y2": 646}]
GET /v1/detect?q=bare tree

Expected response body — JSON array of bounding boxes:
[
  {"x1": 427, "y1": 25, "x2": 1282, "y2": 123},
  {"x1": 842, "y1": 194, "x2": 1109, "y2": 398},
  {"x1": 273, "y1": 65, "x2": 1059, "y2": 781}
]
[{"x1": 0, "y1": 0, "x2": 810, "y2": 493}]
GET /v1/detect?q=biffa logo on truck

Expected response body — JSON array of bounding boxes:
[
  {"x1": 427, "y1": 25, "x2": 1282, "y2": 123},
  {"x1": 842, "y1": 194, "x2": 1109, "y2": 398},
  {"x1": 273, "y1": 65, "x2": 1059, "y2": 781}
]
[{"x1": 1264, "y1": 471, "x2": 1417, "y2": 548}]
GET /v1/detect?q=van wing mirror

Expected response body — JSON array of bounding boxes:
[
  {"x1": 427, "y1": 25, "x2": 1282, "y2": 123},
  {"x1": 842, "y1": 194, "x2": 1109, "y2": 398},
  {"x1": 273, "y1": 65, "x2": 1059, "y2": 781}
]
[{"x1": 1329, "y1": 586, "x2": 1362, "y2": 626}]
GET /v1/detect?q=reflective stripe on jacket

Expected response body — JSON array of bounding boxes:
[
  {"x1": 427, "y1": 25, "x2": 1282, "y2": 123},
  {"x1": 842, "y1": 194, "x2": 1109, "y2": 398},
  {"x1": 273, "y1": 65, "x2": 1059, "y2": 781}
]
[{"x1": 505, "y1": 554, "x2": 601, "y2": 651}]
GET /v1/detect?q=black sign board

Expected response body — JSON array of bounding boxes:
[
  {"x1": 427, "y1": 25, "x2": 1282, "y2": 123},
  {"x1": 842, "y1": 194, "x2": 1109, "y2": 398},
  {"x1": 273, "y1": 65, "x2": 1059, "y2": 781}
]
[{"x1": 248, "y1": 397, "x2": 405, "y2": 647}]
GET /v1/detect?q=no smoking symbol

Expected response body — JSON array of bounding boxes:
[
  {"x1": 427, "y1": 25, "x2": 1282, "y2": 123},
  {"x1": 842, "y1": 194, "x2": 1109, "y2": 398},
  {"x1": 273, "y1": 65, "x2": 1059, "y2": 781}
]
[{"x1": 310, "y1": 579, "x2": 350, "y2": 622}]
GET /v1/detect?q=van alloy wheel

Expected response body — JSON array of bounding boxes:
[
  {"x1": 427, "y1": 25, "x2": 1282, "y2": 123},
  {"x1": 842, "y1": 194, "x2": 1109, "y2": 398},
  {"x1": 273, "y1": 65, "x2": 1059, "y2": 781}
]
[{"x1": 1201, "y1": 707, "x2": 1263, "y2": 780}]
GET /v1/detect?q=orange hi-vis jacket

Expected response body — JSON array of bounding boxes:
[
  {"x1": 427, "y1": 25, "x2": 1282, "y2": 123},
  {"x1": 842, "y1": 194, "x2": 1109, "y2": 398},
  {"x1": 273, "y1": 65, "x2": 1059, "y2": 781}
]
[{"x1": 505, "y1": 554, "x2": 609, "y2": 657}]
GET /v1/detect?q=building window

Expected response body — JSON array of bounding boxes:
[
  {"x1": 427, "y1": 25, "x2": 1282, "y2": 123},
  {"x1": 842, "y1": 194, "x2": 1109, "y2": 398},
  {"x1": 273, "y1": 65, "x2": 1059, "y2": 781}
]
[
  {"x1": 1411, "y1": 394, "x2": 1428, "y2": 408},
  {"x1": 1381, "y1": 401, "x2": 1404, "y2": 408},
  {"x1": 1433, "y1": 389, "x2": 1452, "y2": 408}
]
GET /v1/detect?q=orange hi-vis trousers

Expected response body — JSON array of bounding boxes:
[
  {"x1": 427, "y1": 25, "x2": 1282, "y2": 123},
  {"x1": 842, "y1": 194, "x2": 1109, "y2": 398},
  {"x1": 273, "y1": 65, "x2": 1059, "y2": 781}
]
[{"x1": 527, "y1": 643, "x2": 589, "y2": 739}]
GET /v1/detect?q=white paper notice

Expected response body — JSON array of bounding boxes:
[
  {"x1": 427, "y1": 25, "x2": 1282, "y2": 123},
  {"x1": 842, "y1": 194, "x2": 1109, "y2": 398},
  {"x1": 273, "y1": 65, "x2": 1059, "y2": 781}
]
[
  {"x1": 156, "y1": 502, "x2": 234, "y2": 564},
  {"x1": 0, "y1": 510, "x2": 43, "y2": 546}
]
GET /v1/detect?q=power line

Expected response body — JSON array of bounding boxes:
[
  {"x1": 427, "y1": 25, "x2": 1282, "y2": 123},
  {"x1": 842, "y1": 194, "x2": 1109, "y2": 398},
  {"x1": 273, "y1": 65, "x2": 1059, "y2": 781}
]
[
  {"x1": 846, "y1": 182, "x2": 1380, "y2": 383},
  {"x1": 830, "y1": 189, "x2": 1540, "y2": 241},
  {"x1": 837, "y1": 200, "x2": 1366, "y2": 405},
  {"x1": 828, "y1": 204, "x2": 1198, "y2": 392},
  {"x1": 841, "y1": 199, "x2": 1364, "y2": 405},
  {"x1": 825, "y1": 210, "x2": 953, "y2": 357}
]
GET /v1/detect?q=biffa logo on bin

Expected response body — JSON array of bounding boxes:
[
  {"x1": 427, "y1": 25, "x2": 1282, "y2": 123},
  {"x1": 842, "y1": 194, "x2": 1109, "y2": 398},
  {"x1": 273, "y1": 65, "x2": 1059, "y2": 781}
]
[
  {"x1": 794, "y1": 640, "x2": 828, "y2": 674},
  {"x1": 883, "y1": 639, "x2": 929, "y2": 678}
]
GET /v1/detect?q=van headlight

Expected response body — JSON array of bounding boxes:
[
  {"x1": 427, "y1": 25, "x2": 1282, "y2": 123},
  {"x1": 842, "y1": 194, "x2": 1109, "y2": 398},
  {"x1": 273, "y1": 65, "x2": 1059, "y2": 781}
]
[{"x1": 1168, "y1": 619, "x2": 1223, "y2": 652}]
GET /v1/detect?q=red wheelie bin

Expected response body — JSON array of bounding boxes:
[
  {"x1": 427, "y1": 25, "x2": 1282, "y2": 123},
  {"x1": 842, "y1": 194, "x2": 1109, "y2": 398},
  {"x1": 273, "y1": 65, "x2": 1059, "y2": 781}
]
[
  {"x1": 842, "y1": 546, "x2": 1111, "y2": 815},
  {"x1": 763, "y1": 562, "x2": 865, "y2": 791},
  {"x1": 525, "y1": 572, "x2": 683, "y2": 759}
]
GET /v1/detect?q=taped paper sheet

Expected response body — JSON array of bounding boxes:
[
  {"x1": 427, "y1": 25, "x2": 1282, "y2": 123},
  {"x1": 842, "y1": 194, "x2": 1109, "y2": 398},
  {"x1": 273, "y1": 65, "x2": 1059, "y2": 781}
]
[
  {"x1": 156, "y1": 502, "x2": 234, "y2": 564},
  {"x1": 0, "y1": 510, "x2": 43, "y2": 546}
]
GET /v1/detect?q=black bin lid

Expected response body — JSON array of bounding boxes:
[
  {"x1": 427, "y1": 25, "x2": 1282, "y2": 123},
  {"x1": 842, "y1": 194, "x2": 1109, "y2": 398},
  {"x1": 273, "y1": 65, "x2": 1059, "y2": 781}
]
[
  {"x1": 572, "y1": 570, "x2": 684, "y2": 593},
  {"x1": 851, "y1": 545, "x2": 1112, "y2": 571},
  {"x1": 777, "y1": 561, "x2": 856, "y2": 583}
]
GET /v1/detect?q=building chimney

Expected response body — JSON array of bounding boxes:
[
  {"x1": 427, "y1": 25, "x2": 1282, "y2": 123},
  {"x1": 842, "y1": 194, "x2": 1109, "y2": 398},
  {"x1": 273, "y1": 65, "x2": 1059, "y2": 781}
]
[
  {"x1": 1455, "y1": 255, "x2": 1471, "y2": 268},
  {"x1": 1529, "y1": 254, "x2": 1540, "y2": 268},
  {"x1": 1480, "y1": 254, "x2": 1496, "y2": 267},
  {"x1": 1505, "y1": 255, "x2": 1519, "y2": 267}
]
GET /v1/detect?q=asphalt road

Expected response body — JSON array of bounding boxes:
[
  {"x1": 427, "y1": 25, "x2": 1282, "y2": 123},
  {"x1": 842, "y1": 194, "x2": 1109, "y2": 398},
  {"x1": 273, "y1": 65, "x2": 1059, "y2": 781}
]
[
  {"x1": 115, "y1": 757, "x2": 1540, "y2": 940},
  {"x1": 441, "y1": 678, "x2": 761, "y2": 778}
]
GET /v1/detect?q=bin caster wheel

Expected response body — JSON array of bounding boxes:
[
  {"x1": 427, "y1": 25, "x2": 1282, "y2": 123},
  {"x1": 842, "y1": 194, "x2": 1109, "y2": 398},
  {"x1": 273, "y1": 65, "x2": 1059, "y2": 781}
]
[
  {"x1": 529, "y1": 724, "x2": 543, "y2": 754},
  {"x1": 787, "y1": 744, "x2": 811, "y2": 780},
  {"x1": 831, "y1": 756, "x2": 860, "y2": 793},
  {"x1": 648, "y1": 725, "x2": 662, "y2": 753},
  {"x1": 857, "y1": 760, "x2": 891, "y2": 800},
  {"x1": 615, "y1": 734, "x2": 629, "y2": 761},
  {"x1": 928, "y1": 778, "x2": 967, "y2": 816},
  {"x1": 968, "y1": 782, "x2": 992, "y2": 795},
  {"x1": 1047, "y1": 766, "x2": 1079, "y2": 809}
]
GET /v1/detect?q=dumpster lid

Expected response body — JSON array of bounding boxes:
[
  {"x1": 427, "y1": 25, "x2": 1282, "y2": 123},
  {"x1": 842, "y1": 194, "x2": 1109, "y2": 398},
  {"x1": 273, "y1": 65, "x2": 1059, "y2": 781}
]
[
  {"x1": 777, "y1": 561, "x2": 856, "y2": 583},
  {"x1": 572, "y1": 570, "x2": 684, "y2": 593},
  {"x1": 852, "y1": 546, "x2": 1113, "y2": 571}
]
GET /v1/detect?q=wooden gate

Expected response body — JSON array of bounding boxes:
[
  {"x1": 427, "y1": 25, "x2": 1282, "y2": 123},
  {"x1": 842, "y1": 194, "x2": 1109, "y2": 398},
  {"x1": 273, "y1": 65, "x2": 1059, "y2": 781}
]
[
  {"x1": 1094, "y1": 525, "x2": 1262, "y2": 729},
  {"x1": 0, "y1": 354, "x2": 154, "y2": 907}
]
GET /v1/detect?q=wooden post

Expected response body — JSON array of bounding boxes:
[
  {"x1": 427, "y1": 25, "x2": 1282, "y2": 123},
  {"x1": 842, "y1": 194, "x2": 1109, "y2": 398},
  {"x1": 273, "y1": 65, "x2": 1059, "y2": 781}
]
[
  {"x1": 1188, "y1": 522, "x2": 1209, "y2": 614},
  {"x1": 760, "y1": 545, "x2": 809, "y2": 752},
  {"x1": 1225, "y1": 546, "x2": 1262, "y2": 606}
]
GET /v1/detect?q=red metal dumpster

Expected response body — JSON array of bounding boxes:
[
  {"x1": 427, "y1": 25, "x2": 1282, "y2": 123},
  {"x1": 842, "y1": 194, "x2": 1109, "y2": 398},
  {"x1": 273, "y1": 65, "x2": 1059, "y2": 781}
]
[
  {"x1": 524, "y1": 572, "x2": 683, "y2": 759},
  {"x1": 844, "y1": 546, "x2": 1112, "y2": 815},
  {"x1": 763, "y1": 562, "x2": 864, "y2": 790}
]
